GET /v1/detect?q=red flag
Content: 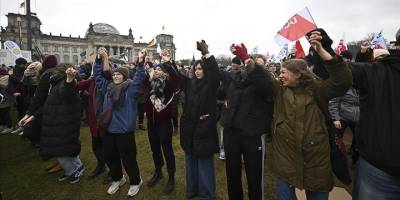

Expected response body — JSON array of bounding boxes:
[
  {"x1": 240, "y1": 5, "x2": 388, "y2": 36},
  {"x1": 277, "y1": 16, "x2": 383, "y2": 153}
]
[
  {"x1": 335, "y1": 35, "x2": 347, "y2": 54},
  {"x1": 275, "y1": 7, "x2": 317, "y2": 46},
  {"x1": 295, "y1": 40, "x2": 305, "y2": 58}
]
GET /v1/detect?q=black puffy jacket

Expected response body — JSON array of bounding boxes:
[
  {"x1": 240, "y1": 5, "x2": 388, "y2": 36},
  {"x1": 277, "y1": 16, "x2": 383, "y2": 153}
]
[
  {"x1": 180, "y1": 56, "x2": 219, "y2": 157},
  {"x1": 39, "y1": 69, "x2": 81, "y2": 160}
]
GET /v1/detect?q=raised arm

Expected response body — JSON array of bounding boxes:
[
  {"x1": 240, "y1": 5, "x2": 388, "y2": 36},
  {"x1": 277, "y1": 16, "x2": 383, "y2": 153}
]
[
  {"x1": 197, "y1": 40, "x2": 220, "y2": 88},
  {"x1": 93, "y1": 47, "x2": 111, "y2": 96},
  {"x1": 308, "y1": 30, "x2": 352, "y2": 99},
  {"x1": 231, "y1": 43, "x2": 274, "y2": 97},
  {"x1": 128, "y1": 48, "x2": 147, "y2": 96}
]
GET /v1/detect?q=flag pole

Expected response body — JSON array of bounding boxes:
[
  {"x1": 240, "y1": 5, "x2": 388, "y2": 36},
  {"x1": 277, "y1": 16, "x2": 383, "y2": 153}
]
[{"x1": 305, "y1": 6, "x2": 317, "y2": 27}]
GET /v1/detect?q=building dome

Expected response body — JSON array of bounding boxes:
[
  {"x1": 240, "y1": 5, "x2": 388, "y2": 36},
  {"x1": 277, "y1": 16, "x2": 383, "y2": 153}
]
[{"x1": 86, "y1": 23, "x2": 120, "y2": 36}]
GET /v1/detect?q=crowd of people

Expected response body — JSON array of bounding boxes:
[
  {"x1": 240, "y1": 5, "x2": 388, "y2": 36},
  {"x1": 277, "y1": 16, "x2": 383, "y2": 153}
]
[{"x1": 1, "y1": 28, "x2": 399, "y2": 200}]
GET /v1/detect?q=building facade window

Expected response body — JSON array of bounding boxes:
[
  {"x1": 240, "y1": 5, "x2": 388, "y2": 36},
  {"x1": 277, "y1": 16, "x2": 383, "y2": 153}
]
[
  {"x1": 73, "y1": 55, "x2": 79, "y2": 65},
  {"x1": 63, "y1": 55, "x2": 70, "y2": 62},
  {"x1": 63, "y1": 45, "x2": 69, "y2": 53}
]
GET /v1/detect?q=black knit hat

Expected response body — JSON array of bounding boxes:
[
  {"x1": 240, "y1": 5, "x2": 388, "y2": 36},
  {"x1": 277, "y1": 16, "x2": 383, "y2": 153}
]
[
  {"x1": 232, "y1": 56, "x2": 241, "y2": 65},
  {"x1": 113, "y1": 67, "x2": 130, "y2": 80},
  {"x1": 15, "y1": 57, "x2": 27, "y2": 66}
]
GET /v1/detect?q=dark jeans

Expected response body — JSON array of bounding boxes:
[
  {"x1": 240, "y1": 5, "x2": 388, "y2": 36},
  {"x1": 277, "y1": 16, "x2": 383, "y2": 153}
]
[
  {"x1": 147, "y1": 119, "x2": 176, "y2": 174},
  {"x1": 137, "y1": 103, "x2": 145, "y2": 125},
  {"x1": 185, "y1": 154, "x2": 215, "y2": 200},
  {"x1": 92, "y1": 136, "x2": 105, "y2": 167},
  {"x1": 276, "y1": 177, "x2": 328, "y2": 200},
  {"x1": 103, "y1": 132, "x2": 141, "y2": 185},
  {"x1": 334, "y1": 120, "x2": 358, "y2": 163},
  {"x1": 0, "y1": 107, "x2": 12, "y2": 128},
  {"x1": 353, "y1": 157, "x2": 400, "y2": 200},
  {"x1": 223, "y1": 129, "x2": 265, "y2": 200}
]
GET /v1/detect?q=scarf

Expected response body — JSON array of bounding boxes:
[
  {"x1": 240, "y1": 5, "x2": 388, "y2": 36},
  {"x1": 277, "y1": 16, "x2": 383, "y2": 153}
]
[
  {"x1": 106, "y1": 80, "x2": 131, "y2": 108},
  {"x1": 149, "y1": 74, "x2": 179, "y2": 112}
]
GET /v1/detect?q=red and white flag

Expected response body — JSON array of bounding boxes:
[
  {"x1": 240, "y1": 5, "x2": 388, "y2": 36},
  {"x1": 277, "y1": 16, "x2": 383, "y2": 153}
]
[
  {"x1": 275, "y1": 7, "x2": 317, "y2": 46},
  {"x1": 335, "y1": 34, "x2": 347, "y2": 54}
]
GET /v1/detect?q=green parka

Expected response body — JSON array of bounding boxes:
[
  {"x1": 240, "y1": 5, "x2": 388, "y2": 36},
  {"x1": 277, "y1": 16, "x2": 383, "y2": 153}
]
[{"x1": 271, "y1": 57, "x2": 352, "y2": 191}]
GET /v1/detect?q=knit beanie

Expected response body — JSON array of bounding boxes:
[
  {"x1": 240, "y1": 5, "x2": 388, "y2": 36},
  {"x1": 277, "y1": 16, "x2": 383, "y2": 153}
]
[
  {"x1": 42, "y1": 55, "x2": 58, "y2": 69},
  {"x1": 232, "y1": 56, "x2": 241, "y2": 65},
  {"x1": 15, "y1": 57, "x2": 27, "y2": 66},
  {"x1": 114, "y1": 67, "x2": 130, "y2": 80},
  {"x1": 373, "y1": 49, "x2": 390, "y2": 60}
]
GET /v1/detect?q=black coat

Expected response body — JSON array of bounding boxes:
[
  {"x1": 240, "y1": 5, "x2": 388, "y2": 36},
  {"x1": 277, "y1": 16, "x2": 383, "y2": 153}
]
[
  {"x1": 179, "y1": 56, "x2": 219, "y2": 157},
  {"x1": 220, "y1": 60, "x2": 274, "y2": 137},
  {"x1": 39, "y1": 70, "x2": 81, "y2": 160},
  {"x1": 351, "y1": 55, "x2": 400, "y2": 177}
]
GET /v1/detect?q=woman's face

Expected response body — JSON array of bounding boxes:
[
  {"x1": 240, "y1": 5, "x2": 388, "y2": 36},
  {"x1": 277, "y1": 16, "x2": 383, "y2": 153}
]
[
  {"x1": 256, "y1": 58, "x2": 265, "y2": 65},
  {"x1": 279, "y1": 67, "x2": 300, "y2": 87},
  {"x1": 112, "y1": 72, "x2": 124, "y2": 84},
  {"x1": 154, "y1": 66, "x2": 164, "y2": 78},
  {"x1": 195, "y1": 64, "x2": 204, "y2": 79}
]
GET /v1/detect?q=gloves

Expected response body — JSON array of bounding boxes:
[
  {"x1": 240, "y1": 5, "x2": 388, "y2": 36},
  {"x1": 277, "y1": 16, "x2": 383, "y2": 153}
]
[
  {"x1": 232, "y1": 43, "x2": 249, "y2": 62},
  {"x1": 196, "y1": 40, "x2": 209, "y2": 55}
]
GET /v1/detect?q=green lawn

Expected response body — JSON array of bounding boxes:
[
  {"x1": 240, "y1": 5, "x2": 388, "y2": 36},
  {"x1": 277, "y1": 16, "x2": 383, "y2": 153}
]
[{"x1": 0, "y1": 125, "x2": 279, "y2": 200}]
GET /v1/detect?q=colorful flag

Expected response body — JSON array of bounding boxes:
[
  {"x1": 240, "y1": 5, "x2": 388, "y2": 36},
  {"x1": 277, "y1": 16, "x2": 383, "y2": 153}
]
[
  {"x1": 371, "y1": 29, "x2": 387, "y2": 49},
  {"x1": 295, "y1": 40, "x2": 305, "y2": 58},
  {"x1": 147, "y1": 38, "x2": 157, "y2": 48},
  {"x1": 275, "y1": 7, "x2": 317, "y2": 46},
  {"x1": 335, "y1": 34, "x2": 347, "y2": 54}
]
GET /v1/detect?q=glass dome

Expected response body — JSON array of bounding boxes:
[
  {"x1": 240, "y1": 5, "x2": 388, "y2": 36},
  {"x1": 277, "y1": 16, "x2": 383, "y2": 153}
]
[{"x1": 86, "y1": 23, "x2": 120, "y2": 36}]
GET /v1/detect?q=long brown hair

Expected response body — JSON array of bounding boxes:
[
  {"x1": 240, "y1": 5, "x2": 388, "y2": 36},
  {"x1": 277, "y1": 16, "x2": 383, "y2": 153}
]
[{"x1": 282, "y1": 59, "x2": 315, "y2": 86}]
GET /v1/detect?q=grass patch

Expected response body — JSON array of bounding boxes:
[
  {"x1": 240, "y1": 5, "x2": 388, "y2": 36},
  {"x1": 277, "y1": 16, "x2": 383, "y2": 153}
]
[{"x1": 0, "y1": 125, "x2": 278, "y2": 200}]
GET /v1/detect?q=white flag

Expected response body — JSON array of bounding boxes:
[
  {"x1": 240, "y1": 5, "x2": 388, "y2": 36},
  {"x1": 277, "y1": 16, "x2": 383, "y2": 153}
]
[{"x1": 371, "y1": 29, "x2": 387, "y2": 49}]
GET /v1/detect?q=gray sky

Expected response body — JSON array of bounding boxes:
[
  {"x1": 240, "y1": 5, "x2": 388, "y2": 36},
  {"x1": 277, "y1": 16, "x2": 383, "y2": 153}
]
[{"x1": 1, "y1": 0, "x2": 399, "y2": 59}]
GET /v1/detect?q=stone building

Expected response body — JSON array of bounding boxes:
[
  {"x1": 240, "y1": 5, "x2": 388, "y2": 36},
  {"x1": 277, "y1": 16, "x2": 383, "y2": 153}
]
[{"x1": 0, "y1": 13, "x2": 176, "y2": 64}]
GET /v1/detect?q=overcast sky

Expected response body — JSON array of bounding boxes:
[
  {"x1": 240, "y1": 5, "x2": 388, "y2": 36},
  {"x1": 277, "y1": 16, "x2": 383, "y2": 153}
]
[{"x1": 1, "y1": 0, "x2": 399, "y2": 59}]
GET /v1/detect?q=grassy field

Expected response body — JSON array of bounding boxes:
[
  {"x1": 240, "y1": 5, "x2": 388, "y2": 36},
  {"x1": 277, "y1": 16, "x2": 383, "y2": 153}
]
[
  {"x1": 0, "y1": 125, "x2": 280, "y2": 200},
  {"x1": 0, "y1": 116, "x2": 354, "y2": 200}
]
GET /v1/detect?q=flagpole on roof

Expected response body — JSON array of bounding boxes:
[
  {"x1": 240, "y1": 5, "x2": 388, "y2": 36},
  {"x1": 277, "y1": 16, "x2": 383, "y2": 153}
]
[{"x1": 305, "y1": 6, "x2": 317, "y2": 27}]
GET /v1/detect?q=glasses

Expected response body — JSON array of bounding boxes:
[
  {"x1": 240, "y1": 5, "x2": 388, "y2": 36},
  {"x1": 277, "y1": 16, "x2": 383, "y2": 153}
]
[{"x1": 113, "y1": 73, "x2": 123, "y2": 77}]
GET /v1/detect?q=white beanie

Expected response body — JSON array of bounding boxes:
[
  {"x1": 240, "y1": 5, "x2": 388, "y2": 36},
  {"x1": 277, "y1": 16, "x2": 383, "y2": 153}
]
[{"x1": 373, "y1": 49, "x2": 390, "y2": 60}]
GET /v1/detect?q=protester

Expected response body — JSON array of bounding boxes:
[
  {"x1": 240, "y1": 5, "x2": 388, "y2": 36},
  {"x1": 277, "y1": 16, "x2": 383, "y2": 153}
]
[
  {"x1": 19, "y1": 61, "x2": 42, "y2": 143},
  {"x1": 19, "y1": 63, "x2": 84, "y2": 184},
  {"x1": 328, "y1": 50, "x2": 360, "y2": 164},
  {"x1": 76, "y1": 63, "x2": 109, "y2": 179},
  {"x1": 0, "y1": 66, "x2": 20, "y2": 134},
  {"x1": 93, "y1": 47, "x2": 146, "y2": 196},
  {"x1": 144, "y1": 49, "x2": 179, "y2": 194},
  {"x1": 13, "y1": 58, "x2": 28, "y2": 129},
  {"x1": 350, "y1": 32, "x2": 400, "y2": 200},
  {"x1": 271, "y1": 30, "x2": 352, "y2": 200},
  {"x1": 220, "y1": 43, "x2": 274, "y2": 200},
  {"x1": 179, "y1": 40, "x2": 219, "y2": 199}
]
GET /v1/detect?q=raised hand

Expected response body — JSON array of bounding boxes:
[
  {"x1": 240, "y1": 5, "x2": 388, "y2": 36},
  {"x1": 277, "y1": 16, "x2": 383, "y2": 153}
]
[
  {"x1": 66, "y1": 67, "x2": 77, "y2": 83},
  {"x1": 138, "y1": 48, "x2": 147, "y2": 62},
  {"x1": 232, "y1": 43, "x2": 249, "y2": 62},
  {"x1": 307, "y1": 31, "x2": 323, "y2": 52},
  {"x1": 196, "y1": 40, "x2": 209, "y2": 55},
  {"x1": 161, "y1": 49, "x2": 171, "y2": 62},
  {"x1": 98, "y1": 47, "x2": 108, "y2": 59},
  {"x1": 307, "y1": 30, "x2": 333, "y2": 61}
]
